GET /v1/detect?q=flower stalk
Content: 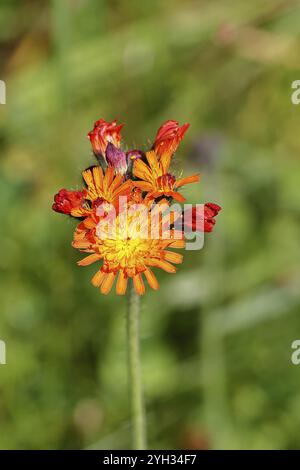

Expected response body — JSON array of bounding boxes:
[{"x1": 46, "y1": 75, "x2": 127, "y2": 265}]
[{"x1": 126, "y1": 282, "x2": 147, "y2": 449}]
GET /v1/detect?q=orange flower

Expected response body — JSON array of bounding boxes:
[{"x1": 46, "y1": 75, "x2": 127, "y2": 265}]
[
  {"x1": 132, "y1": 150, "x2": 199, "y2": 202},
  {"x1": 73, "y1": 207, "x2": 185, "y2": 295},
  {"x1": 70, "y1": 165, "x2": 132, "y2": 217},
  {"x1": 53, "y1": 117, "x2": 221, "y2": 296}
]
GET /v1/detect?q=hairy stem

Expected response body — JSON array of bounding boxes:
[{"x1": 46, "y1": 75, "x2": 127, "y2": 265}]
[{"x1": 126, "y1": 283, "x2": 147, "y2": 449}]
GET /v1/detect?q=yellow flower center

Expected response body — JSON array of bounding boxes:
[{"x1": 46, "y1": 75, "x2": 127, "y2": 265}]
[{"x1": 95, "y1": 211, "x2": 164, "y2": 275}]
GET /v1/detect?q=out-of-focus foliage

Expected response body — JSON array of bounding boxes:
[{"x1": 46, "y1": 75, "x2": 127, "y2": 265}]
[{"x1": 0, "y1": 0, "x2": 300, "y2": 450}]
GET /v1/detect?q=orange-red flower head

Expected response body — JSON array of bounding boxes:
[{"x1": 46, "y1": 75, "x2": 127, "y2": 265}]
[
  {"x1": 53, "y1": 118, "x2": 221, "y2": 296},
  {"x1": 132, "y1": 150, "x2": 200, "y2": 203}
]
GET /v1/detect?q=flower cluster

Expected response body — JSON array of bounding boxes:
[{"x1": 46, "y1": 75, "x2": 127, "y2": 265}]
[{"x1": 52, "y1": 119, "x2": 221, "y2": 295}]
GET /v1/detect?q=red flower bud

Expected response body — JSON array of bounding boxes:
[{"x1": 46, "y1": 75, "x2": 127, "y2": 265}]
[
  {"x1": 88, "y1": 118, "x2": 123, "y2": 158},
  {"x1": 52, "y1": 189, "x2": 84, "y2": 215},
  {"x1": 184, "y1": 202, "x2": 221, "y2": 232},
  {"x1": 153, "y1": 120, "x2": 190, "y2": 159}
]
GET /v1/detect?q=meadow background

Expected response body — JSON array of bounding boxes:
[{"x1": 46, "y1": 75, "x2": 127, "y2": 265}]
[{"x1": 1, "y1": 0, "x2": 300, "y2": 449}]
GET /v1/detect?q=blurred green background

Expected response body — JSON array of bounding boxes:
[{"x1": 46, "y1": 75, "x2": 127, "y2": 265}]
[{"x1": 1, "y1": 0, "x2": 300, "y2": 450}]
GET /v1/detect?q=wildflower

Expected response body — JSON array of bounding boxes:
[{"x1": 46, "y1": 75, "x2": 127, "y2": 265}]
[
  {"x1": 73, "y1": 209, "x2": 184, "y2": 295},
  {"x1": 132, "y1": 150, "x2": 199, "y2": 202},
  {"x1": 77, "y1": 166, "x2": 131, "y2": 213},
  {"x1": 52, "y1": 118, "x2": 221, "y2": 295}
]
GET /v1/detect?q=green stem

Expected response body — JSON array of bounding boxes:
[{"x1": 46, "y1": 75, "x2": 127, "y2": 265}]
[{"x1": 126, "y1": 283, "x2": 147, "y2": 450}]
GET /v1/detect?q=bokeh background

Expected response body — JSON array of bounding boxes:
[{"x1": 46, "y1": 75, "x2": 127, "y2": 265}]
[{"x1": 1, "y1": 0, "x2": 300, "y2": 450}]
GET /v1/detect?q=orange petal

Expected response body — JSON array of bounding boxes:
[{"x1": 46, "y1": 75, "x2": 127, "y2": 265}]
[
  {"x1": 175, "y1": 174, "x2": 200, "y2": 188},
  {"x1": 133, "y1": 273, "x2": 145, "y2": 295},
  {"x1": 132, "y1": 181, "x2": 154, "y2": 192},
  {"x1": 82, "y1": 168, "x2": 94, "y2": 188},
  {"x1": 109, "y1": 173, "x2": 123, "y2": 193},
  {"x1": 146, "y1": 150, "x2": 159, "y2": 170},
  {"x1": 113, "y1": 179, "x2": 132, "y2": 198},
  {"x1": 144, "y1": 268, "x2": 159, "y2": 290},
  {"x1": 73, "y1": 228, "x2": 87, "y2": 240},
  {"x1": 169, "y1": 239, "x2": 185, "y2": 248},
  {"x1": 150, "y1": 258, "x2": 176, "y2": 273},
  {"x1": 71, "y1": 207, "x2": 92, "y2": 217},
  {"x1": 172, "y1": 191, "x2": 186, "y2": 203},
  {"x1": 116, "y1": 271, "x2": 128, "y2": 295},
  {"x1": 163, "y1": 251, "x2": 183, "y2": 264},
  {"x1": 83, "y1": 217, "x2": 96, "y2": 229},
  {"x1": 92, "y1": 166, "x2": 104, "y2": 192},
  {"x1": 104, "y1": 166, "x2": 114, "y2": 191},
  {"x1": 91, "y1": 270, "x2": 105, "y2": 287},
  {"x1": 101, "y1": 272, "x2": 116, "y2": 294},
  {"x1": 72, "y1": 240, "x2": 92, "y2": 249},
  {"x1": 77, "y1": 253, "x2": 101, "y2": 266},
  {"x1": 133, "y1": 159, "x2": 153, "y2": 182},
  {"x1": 159, "y1": 152, "x2": 172, "y2": 174}
]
